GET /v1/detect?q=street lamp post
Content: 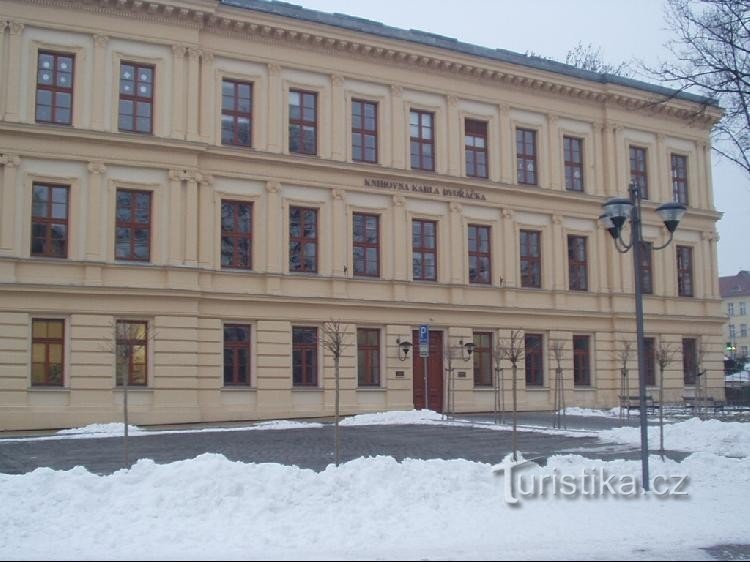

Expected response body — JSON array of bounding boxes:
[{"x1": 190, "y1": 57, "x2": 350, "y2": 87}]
[{"x1": 599, "y1": 181, "x2": 686, "y2": 492}]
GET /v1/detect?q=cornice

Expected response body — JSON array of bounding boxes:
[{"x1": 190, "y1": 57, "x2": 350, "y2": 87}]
[{"x1": 11, "y1": 0, "x2": 722, "y2": 127}]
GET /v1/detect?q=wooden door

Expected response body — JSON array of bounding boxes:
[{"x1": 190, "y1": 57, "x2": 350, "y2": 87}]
[{"x1": 412, "y1": 330, "x2": 444, "y2": 412}]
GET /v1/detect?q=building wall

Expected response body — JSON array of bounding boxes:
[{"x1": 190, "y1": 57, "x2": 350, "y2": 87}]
[
  {"x1": 0, "y1": 0, "x2": 726, "y2": 430},
  {"x1": 724, "y1": 296, "x2": 750, "y2": 358}
]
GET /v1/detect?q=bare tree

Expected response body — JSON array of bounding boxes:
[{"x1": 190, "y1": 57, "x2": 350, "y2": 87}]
[
  {"x1": 549, "y1": 341, "x2": 567, "y2": 430},
  {"x1": 321, "y1": 320, "x2": 351, "y2": 467},
  {"x1": 650, "y1": 0, "x2": 750, "y2": 176},
  {"x1": 616, "y1": 340, "x2": 635, "y2": 419},
  {"x1": 496, "y1": 330, "x2": 525, "y2": 461},
  {"x1": 656, "y1": 340, "x2": 679, "y2": 459},
  {"x1": 565, "y1": 42, "x2": 634, "y2": 77}
]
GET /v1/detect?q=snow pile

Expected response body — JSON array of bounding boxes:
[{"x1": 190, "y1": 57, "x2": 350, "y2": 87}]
[
  {"x1": 599, "y1": 417, "x2": 750, "y2": 457},
  {"x1": 1, "y1": 452, "x2": 749, "y2": 560},
  {"x1": 57, "y1": 423, "x2": 145, "y2": 436},
  {"x1": 340, "y1": 409, "x2": 446, "y2": 426},
  {"x1": 563, "y1": 407, "x2": 621, "y2": 418},
  {"x1": 250, "y1": 420, "x2": 324, "y2": 430}
]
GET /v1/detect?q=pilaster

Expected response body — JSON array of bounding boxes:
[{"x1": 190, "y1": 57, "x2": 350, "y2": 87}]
[
  {"x1": 5, "y1": 21, "x2": 24, "y2": 122},
  {"x1": 91, "y1": 34, "x2": 109, "y2": 131},
  {"x1": 86, "y1": 161, "x2": 107, "y2": 260},
  {"x1": 0, "y1": 154, "x2": 21, "y2": 251},
  {"x1": 171, "y1": 45, "x2": 187, "y2": 139}
]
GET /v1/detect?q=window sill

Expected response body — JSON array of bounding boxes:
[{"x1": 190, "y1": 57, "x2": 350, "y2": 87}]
[
  {"x1": 473, "y1": 386, "x2": 496, "y2": 391},
  {"x1": 526, "y1": 387, "x2": 550, "y2": 392},
  {"x1": 113, "y1": 387, "x2": 153, "y2": 392},
  {"x1": 357, "y1": 387, "x2": 386, "y2": 392},
  {"x1": 291, "y1": 387, "x2": 323, "y2": 392},
  {"x1": 221, "y1": 387, "x2": 256, "y2": 392},
  {"x1": 28, "y1": 387, "x2": 70, "y2": 392},
  {"x1": 573, "y1": 386, "x2": 596, "y2": 391}
]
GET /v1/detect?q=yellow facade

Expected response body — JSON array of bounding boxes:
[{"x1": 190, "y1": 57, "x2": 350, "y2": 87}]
[{"x1": 0, "y1": 0, "x2": 726, "y2": 430}]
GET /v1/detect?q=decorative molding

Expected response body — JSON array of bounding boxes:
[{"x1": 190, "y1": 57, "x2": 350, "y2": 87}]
[
  {"x1": 265, "y1": 180, "x2": 281, "y2": 194},
  {"x1": 199, "y1": 173, "x2": 213, "y2": 186},
  {"x1": 392, "y1": 194, "x2": 406, "y2": 207},
  {"x1": 168, "y1": 169, "x2": 183, "y2": 182},
  {"x1": 447, "y1": 95, "x2": 458, "y2": 108},
  {"x1": 0, "y1": 20, "x2": 8, "y2": 33},
  {"x1": 268, "y1": 63, "x2": 282, "y2": 77},
  {"x1": 171, "y1": 44, "x2": 187, "y2": 57},
  {"x1": 331, "y1": 74, "x2": 345, "y2": 88},
  {"x1": 202, "y1": 51, "x2": 215, "y2": 64},
  {"x1": 390, "y1": 85, "x2": 403, "y2": 98},
  {"x1": 187, "y1": 47, "x2": 202, "y2": 60},
  {"x1": 93, "y1": 33, "x2": 109, "y2": 47},
  {"x1": 87, "y1": 161, "x2": 107, "y2": 174},
  {"x1": 8, "y1": 21, "x2": 24, "y2": 35},
  {"x1": 502, "y1": 208, "x2": 515, "y2": 219},
  {"x1": 449, "y1": 201, "x2": 463, "y2": 214},
  {"x1": 332, "y1": 188, "x2": 346, "y2": 201},
  {"x1": 552, "y1": 214, "x2": 563, "y2": 225},
  {"x1": 0, "y1": 154, "x2": 21, "y2": 167}
]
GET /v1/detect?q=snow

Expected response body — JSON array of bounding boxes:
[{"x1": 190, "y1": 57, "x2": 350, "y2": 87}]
[
  {"x1": 340, "y1": 409, "x2": 446, "y2": 426},
  {"x1": 1, "y1": 452, "x2": 748, "y2": 560},
  {"x1": 58, "y1": 423, "x2": 145, "y2": 436},
  {"x1": 562, "y1": 407, "x2": 621, "y2": 418}
]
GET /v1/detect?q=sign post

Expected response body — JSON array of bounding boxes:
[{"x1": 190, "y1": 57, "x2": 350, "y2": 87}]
[{"x1": 419, "y1": 325, "x2": 430, "y2": 410}]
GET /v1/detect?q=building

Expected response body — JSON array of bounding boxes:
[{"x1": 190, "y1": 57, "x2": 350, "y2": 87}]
[
  {"x1": 720, "y1": 270, "x2": 750, "y2": 360},
  {"x1": 0, "y1": 0, "x2": 726, "y2": 431}
]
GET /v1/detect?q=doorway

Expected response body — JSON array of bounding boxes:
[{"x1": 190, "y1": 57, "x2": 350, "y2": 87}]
[{"x1": 412, "y1": 330, "x2": 444, "y2": 412}]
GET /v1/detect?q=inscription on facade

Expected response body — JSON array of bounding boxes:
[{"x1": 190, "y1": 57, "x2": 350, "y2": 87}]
[{"x1": 364, "y1": 178, "x2": 487, "y2": 201}]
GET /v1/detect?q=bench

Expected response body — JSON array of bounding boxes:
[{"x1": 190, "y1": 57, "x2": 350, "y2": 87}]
[
  {"x1": 683, "y1": 396, "x2": 726, "y2": 413},
  {"x1": 618, "y1": 395, "x2": 658, "y2": 414}
]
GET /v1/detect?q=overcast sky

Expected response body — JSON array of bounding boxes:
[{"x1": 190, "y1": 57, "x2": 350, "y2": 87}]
[{"x1": 286, "y1": 0, "x2": 748, "y2": 277}]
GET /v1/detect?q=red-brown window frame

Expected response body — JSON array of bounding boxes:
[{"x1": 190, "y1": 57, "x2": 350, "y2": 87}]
[
  {"x1": 289, "y1": 89, "x2": 318, "y2": 155},
  {"x1": 683, "y1": 337, "x2": 698, "y2": 386},
  {"x1": 221, "y1": 200, "x2": 253, "y2": 270},
  {"x1": 520, "y1": 229, "x2": 542, "y2": 289},
  {"x1": 118, "y1": 61, "x2": 154, "y2": 135},
  {"x1": 516, "y1": 128, "x2": 538, "y2": 185},
  {"x1": 31, "y1": 319, "x2": 65, "y2": 387},
  {"x1": 468, "y1": 224, "x2": 492, "y2": 285},
  {"x1": 357, "y1": 328, "x2": 381, "y2": 387},
  {"x1": 31, "y1": 183, "x2": 69, "y2": 259},
  {"x1": 35, "y1": 51, "x2": 75, "y2": 126},
  {"x1": 465, "y1": 119, "x2": 488, "y2": 179},
  {"x1": 224, "y1": 324, "x2": 252, "y2": 386},
  {"x1": 639, "y1": 241, "x2": 654, "y2": 295},
  {"x1": 630, "y1": 146, "x2": 649, "y2": 199},
  {"x1": 289, "y1": 206, "x2": 318, "y2": 273},
  {"x1": 568, "y1": 235, "x2": 588, "y2": 292},
  {"x1": 292, "y1": 326, "x2": 318, "y2": 387},
  {"x1": 677, "y1": 245, "x2": 694, "y2": 297},
  {"x1": 353, "y1": 213, "x2": 380, "y2": 278},
  {"x1": 115, "y1": 320, "x2": 148, "y2": 387},
  {"x1": 115, "y1": 189, "x2": 152, "y2": 262},
  {"x1": 573, "y1": 335, "x2": 591, "y2": 386},
  {"x1": 412, "y1": 219, "x2": 438, "y2": 282},
  {"x1": 473, "y1": 331, "x2": 493, "y2": 387},
  {"x1": 410, "y1": 109, "x2": 435, "y2": 172},
  {"x1": 563, "y1": 136, "x2": 584, "y2": 192},
  {"x1": 221, "y1": 79, "x2": 253, "y2": 147},
  {"x1": 644, "y1": 337, "x2": 656, "y2": 387},
  {"x1": 525, "y1": 333, "x2": 544, "y2": 386},
  {"x1": 671, "y1": 153, "x2": 689, "y2": 205},
  {"x1": 352, "y1": 99, "x2": 378, "y2": 164}
]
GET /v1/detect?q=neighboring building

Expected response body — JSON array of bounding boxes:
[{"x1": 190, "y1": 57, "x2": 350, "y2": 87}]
[
  {"x1": 0, "y1": 0, "x2": 726, "y2": 430},
  {"x1": 720, "y1": 270, "x2": 750, "y2": 360}
]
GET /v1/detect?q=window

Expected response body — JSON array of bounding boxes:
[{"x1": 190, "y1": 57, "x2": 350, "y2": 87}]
[
  {"x1": 563, "y1": 136, "x2": 584, "y2": 192},
  {"x1": 221, "y1": 79, "x2": 252, "y2": 147},
  {"x1": 468, "y1": 224, "x2": 491, "y2": 285},
  {"x1": 31, "y1": 319, "x2": 64, "y2": 386},
  {"x1": 221, "y1": 200, "x2": 253, "y2": 270},
  {"x1": 412, "y1": 219, "x2": 437, "y2": 281},
  {"x1": 520, "y1": 230, "x2": 541, "y2": 288},
  {"x1": 573, "y1": 335, "x2": 591, "y2": 386},
  {"x1": 224, "y1": 324, "x2": 251, "y2": 386},
  {"x1": 639, "y1": 241, "x2": 653, "y2": 295},
  {"x1": 742, "y1": 345, "x2": 748, "y2": 357},
  {"x1": 115, "y1": 189, "x2": 151, "y2": 262},
  {"x1": 630, "y1": 146, "x2": 649, "y2": 199},
  {"x1": 730, "y1": 324, "x2": 736, "y2": 338},
  {"x1": 677, "y1": 246, "x2": 693, "y2": 297},
  {"x1": 31, "y1": 183, "x2": 69, "y2": 258},
  {"x1": 289, "y1": 207, "x2": 318, "y2": 273},
  {"x1": 742, "y1": 324, "x2": 748, "y2": 338},
  {"x1": 292, "y1": 327, "x2": 318, "y2": 387},
  {"x1": 36, "y1": 51, "x2": 74, "y2": 125},
  {"x1": 118, "y1": 62, "x2": 154, "y2": 134},
  {"x1": 473, "y1": 332, "x2": 493, "y2": 387},
  {"x1": 516, "y1": 128, "x2": 537, "y2": 185},
  {"x1": 115, "y1": 320, "x2": 148, "y2": 386},
  {"x1": 465, "y1": 119, "x2": 488, "y2": 178},
  {"x1": 682, "y1": 338, "x2": 698, "y2": 386},
  {"x1": 410, "y1": 110, "x2": 435, "y2": 171},
  {"x1": 357, "y1": 328, "x2": 380, "y2": 387},
  {"x1": 525, "y1": 333, "x2": 544, "y2": 386},
  {"x1": 741, "y1": 302, "x2": 747, "y2": 316},
  {"x1": 352, "y1": 99, "x2": 378, "y2": 163},
  {"x1": 289, "y1": 90, "x2": 317, "y2": 155},
  {"x1": 567, "y1": 235, "x2": 588, "y2": 291},
  {"x1": 671, "y1": 154, "x2": 688, "y2": 205},
  {"x1": 353, "y1": 213, "x2": 379, "y2": 277},
  {"x1": 729, "y1": 303, "x2": 735, "y2": 316},
  {"x1": 644, "y1": 337, "x2": 656, "y2": 386}
]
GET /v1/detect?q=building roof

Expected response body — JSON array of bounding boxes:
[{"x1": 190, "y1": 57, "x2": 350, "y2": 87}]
[
  {"x1": 720, "y1": 271, "x2": 750, "y2": 298},
  {"x1": 221, "y1": 0, "x2": 720, "y2": 109}
]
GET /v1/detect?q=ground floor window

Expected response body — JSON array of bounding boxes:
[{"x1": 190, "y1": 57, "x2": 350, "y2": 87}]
[
  {"x1": 573, "y1": 335, "x2": 591, "y2": 386},
  {"x1": 224, "y1": 324, "x2": 251, "y2": 386},
  {"x1": 525, "y1": 333, "x2": 544, "y2": 386},
  {"x1": 31, "y1": 319, "x2": 65, "y2": 386},
  {"x1": 116, "y1": 320, "x2": 148, "y2": 386},
  {"x1": 293, "y1": 327, "x2": 318, "y2": 386},
  {"x1": 473, "y1": 332, "x2": 493, "y2": 387},
  {"x1": 357, "y1": 328, "x2": 381, "y2": 387}
]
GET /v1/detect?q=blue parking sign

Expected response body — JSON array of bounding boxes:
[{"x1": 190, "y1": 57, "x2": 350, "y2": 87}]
[{"x1": 419, "y1": 325, "x2": 430, "y2": 357}]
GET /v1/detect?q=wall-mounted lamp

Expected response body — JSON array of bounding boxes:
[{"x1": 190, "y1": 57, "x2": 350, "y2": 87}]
[
  {"x1": 459, "y1": 339, "x2": 475, "y2": 361},
  {"x1": 396, "y1": 337, "x2": 413, "y2": 361}
]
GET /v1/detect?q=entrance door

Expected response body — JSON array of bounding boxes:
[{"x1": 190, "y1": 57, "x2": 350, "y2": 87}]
[{"x1": 412, "y1": 330, "x2": 444, "y2": 412}]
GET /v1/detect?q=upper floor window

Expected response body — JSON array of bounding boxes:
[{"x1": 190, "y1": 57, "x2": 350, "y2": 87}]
[
  {"x1": 639, "y1": 241, "x2": 653, "y2": 295},
  {"x1": 289, "y1": 90, "x2": 317, "y2": 155},
  {"x1": 115, "y1": 320, "x2": 148, "y2": 386},
  {"x1": 516, "y1": 128, "x2": 537, "y2": 185},
  {"x1": 468, "y1": 224, "x2": 491, "y2": 285},
  {"x1": 563, "y1": 136, "x2": 584, "y2": 192},
  {"x1": 410, "y1": 110, "x2": 435, "y2": 171},
  {"x1": 473, "y1": 332, "x2": 493, "y2": 387},
  {"x1": 31, "y1": 319, "x2": 65, "y2": 387},
  {"x1": 677, "y1": 245, "x2": 694, "y2": 297},
  {"x1": 221, "y1": 79, "x2": 252, "y2": 147},
  {"x1": 352, "y1": 99, "x2": 378, "y2": 163},
  {"x1": 683, "y1": 338, "x2": 698, "y2": 386},
  {"x1": 292, "y1": 327, "x2": 318, "y2": 387},
  {"x1": 412, "y1": 219, "x2": 437, "y2": 281},
  {"x1": 630, "y1": 146, "x2": 649, "y2": 199},
  {"x1": 353, "y1": 213, "x2": 380, "y2": 277},
  {"x1": 741, "y1": 302, "x2": 747, "y2": 316},
  {"x1": 31, "y1": 183, "x2": 69, "y2": 259},
  {"x1": 119, "y1": 62, "x2": 154, "y2": 134},
  {"x1": 525, "y1": 333, "x2": 544, "y2": 386},
  {"x1": 729, "y1": 303, "x2": 735, "y2": 316},
  {"x1": 520, "y1": 229, "x2": 541, "y2": 289},
  {"x1": 465, "y1": 119, "x2": 488, "y2": 178},
  {"x1": 221, "y1": 200, "x2": 253, "y2": 270},
  {"x1": 357, "y1": 328, "x2": 381, "y2": 387},
  {"x1": 742, "y1": 324, "x2": 748, "y2": 338},
  {"x1": 573, "y1": 335, "x2": 591, "y2": 386},
  {"x1": 567, "y1": 235, "x2": 588, "y2": 292},
  {"x1": 36, "y1": 51, "x2": 74, "y2": 125},
  {"x1": 289, "y1": 207, "x2": 318, "y2": 273},
  {"x1": 115, "y1": 189, "x2": 151, "y2": 262},
  {"x1": 644, "y1": 337, "x2": 656, "y2": 386},
  {"x1": 224, "y1": 324, "x2": 251, "y2": 386},
  {"x1": 730, "y1": 324, "x2": 737, "y2": 338},
  {"x1": 671, "y1": 153, "x2": 689, "y2": 205}
]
